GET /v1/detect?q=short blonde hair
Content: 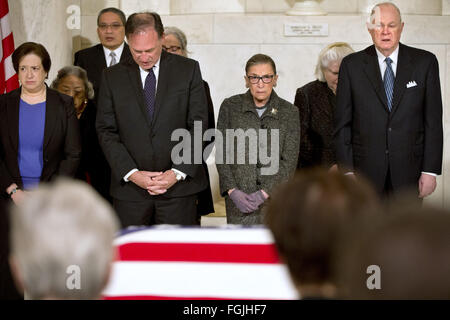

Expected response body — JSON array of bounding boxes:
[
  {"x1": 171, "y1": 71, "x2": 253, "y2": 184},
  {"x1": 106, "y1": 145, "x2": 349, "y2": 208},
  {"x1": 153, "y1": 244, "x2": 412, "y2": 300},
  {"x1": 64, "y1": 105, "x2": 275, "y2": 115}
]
[{"x1": 315, "y1": 42, "x2": 354, "y2": 82}]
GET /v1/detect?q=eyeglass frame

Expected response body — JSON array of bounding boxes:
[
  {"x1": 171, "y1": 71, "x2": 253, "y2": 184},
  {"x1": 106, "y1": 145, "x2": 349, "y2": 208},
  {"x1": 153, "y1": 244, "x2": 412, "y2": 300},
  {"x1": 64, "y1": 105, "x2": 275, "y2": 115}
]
[
  {"x1": 246, "y1": 74, "x2": 275, "y2": 84},
  {"x1": 98, "y1": 23, "x2": 123, "y2": 31},
  {"x1": 163, "y1": 45, "x2": 182, "y2": 53}
]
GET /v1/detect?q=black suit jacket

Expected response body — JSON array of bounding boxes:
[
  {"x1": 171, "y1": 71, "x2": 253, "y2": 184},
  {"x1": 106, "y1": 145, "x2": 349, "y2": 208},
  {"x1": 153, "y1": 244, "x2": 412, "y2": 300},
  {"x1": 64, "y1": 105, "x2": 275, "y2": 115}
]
[
  {"x1": 74, "y1": 43, "x2": 132, "y2": 99},
  {"x1": 0, "y1": 87, "x2": 81, "y2": 195},
  {"x1": 96, "y1": 50, "x2": 209, "y2": 201},
  {"x1": 76, "y1": 99, "x2": 111, "y2": 202},
  {"x1": 197, "y1": 80, "x2": 215, "y2": 215},
  {"x1": 334, "y1": 43, "x2": 443, "y2": 193},
  {"x1": 294, "y1": 80, "x2": 336, "y2": 169}
]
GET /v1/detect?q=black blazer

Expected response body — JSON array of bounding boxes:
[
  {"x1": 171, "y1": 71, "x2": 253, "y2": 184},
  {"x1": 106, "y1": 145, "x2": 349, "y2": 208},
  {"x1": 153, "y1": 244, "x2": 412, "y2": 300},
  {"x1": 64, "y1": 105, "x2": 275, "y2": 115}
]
[
  {"x1": 197, "y1": 80, "x2": 215, "y2": 215},
  {"x1": 294, "y1": 80, "x2": 336, "y2": 169},
  {"x1": 334, "y1": 43, "x2": 443, "y2": 193},
  {"x1": 76, "y1": 99, "x2": 111, "y2": 202},
  {"x1": 0, "y1": 87, "x2": 82, "y2": 195},
  {"x1": 96, "y1": 50, "x2": 209, "y2": 201},
  {"x1": 74, "y1": 43, "x2": 132, "y2": 99}
]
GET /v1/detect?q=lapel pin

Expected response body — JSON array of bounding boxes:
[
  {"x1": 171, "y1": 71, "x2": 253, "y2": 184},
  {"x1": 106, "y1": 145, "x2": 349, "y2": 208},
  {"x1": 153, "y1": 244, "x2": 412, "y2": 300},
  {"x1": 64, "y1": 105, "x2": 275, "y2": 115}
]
[{"x1": 271, "y1": 108, "x2": 278, "y2": 115}]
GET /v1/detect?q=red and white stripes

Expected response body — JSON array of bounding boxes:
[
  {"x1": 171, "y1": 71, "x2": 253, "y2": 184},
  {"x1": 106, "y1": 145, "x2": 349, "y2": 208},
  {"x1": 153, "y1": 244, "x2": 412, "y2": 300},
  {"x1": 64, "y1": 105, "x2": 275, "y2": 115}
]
[
  {"x1": 0, "y1": 0, "x2": 18, "y2": 93},
  {"x1": 103, "y1": 227, "x2": 298, "y2": 300}
]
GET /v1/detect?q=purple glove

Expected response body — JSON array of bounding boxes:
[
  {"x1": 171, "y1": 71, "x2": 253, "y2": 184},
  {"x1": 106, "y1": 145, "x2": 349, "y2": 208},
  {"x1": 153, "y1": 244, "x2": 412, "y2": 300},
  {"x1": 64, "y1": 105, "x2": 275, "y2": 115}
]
[
  {"x1": 229, "y1": 189, "x2": 259, "y2": 213},
  {"x1": 247, "y1": 190, "x2": 266, "y2": 208}
]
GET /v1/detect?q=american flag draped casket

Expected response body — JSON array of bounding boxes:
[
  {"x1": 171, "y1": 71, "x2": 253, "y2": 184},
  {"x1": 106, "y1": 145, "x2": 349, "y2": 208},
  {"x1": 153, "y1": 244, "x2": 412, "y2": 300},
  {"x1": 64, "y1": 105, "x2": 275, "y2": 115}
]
[{"x1": 102, "y1": 226, "x2": 298, "y2": 300}]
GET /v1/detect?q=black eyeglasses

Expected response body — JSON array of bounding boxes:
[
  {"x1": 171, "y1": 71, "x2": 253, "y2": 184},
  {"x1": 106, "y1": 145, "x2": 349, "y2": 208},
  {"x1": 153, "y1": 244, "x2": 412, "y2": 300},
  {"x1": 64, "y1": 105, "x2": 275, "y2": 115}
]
[
  {"x1": 98, "y1": 23, "x2": 123, "y2": 31},
  {"x1": 247, "y1": 74, "x2": 275, "y2": 84},
  {"x1": 163, "y1": 46, "x2": 182, "y2": 53}
]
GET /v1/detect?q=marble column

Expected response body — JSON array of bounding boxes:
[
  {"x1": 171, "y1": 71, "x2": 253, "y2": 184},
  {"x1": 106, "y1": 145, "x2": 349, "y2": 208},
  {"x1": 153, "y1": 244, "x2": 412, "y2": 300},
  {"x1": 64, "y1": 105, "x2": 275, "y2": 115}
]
[
  {"x1": 119, "y1": 0, "x2": 170, "y2": 15},
  {"x1": 443, "y1": 0, "x2": 450, "y2": 15},
  {"x1": 9, "y1": 0, "x2": 80, "y2": 83},
  {"x1": 170, "y1": 0, "x2": 245, "y2": 14}
]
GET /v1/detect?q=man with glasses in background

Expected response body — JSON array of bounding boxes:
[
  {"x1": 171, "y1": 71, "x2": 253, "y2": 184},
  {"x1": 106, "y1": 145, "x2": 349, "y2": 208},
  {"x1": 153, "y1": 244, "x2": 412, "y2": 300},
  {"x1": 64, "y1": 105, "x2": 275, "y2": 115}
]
[
  {"x1": 74, "y1": 7, "x2": 132, "y2": 99},
  {"x1": 73, "y1": 8, "x2": 132, "y2": 204}
]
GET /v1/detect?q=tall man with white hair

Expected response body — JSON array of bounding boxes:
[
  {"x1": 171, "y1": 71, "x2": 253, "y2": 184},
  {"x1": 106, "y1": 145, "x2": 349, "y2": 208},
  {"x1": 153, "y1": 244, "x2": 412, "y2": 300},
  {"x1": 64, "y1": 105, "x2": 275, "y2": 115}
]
[
  {"x1": 334, "y1": 2, "x2": 443, "y2": 198},
  {"x1": 9, "y1": 179, "x2": 119, "y2": 299}
]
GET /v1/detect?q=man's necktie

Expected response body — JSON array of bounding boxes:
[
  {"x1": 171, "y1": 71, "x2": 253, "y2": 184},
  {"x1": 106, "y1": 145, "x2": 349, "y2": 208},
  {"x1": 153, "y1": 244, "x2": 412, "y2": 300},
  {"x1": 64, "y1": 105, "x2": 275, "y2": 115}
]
[
  {"x1": 144, "y1": 68, "x2": 156, "y2": 121},
  {"x1": 384, "y1": 57, "x2": 394, "y2": 111},
  {"x1": 109, "y1": 51, "x2": 117, "y2": 67}
]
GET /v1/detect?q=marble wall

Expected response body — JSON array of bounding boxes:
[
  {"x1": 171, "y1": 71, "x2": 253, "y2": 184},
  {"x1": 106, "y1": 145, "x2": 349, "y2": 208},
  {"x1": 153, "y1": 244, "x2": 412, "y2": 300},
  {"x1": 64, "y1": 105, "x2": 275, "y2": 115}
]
[
  {"x1": 9, "y1": 0, "x2": 79, "y2": 83},
  {"x1": 168, "y1": 0, "x2": 443, "y2": 15},
  {"x1": 8, "y1": 0, "x2": 450, "y2": 208}
]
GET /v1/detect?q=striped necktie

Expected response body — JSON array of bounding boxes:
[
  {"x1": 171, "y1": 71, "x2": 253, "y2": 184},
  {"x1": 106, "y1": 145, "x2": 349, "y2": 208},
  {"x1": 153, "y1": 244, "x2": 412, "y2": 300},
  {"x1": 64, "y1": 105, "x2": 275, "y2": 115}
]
[
  {"x1": 109, "y1": 51, "x2": 117, "y2": 67},
  {"x1": 384, "y1": 57, "x2": 394, "y2": 111}
]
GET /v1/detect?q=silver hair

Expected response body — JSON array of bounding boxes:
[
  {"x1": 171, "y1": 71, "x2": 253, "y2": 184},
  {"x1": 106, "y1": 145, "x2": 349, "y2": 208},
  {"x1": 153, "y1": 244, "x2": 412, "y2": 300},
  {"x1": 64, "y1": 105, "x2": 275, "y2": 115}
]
[
  {"x1": 164, "y1": 26, "x2": 189, "y2": 57},
  {"x1": 370, "y1": 2, "x2": 402, "y2": 23},
  {"x1": 315, "y1": 42, "x2": 354, "y2": 82},
  {"x1": 50, "y1": 66, "x2": 95, "y2": 100},
  {"x1": 10, "y1": 179, "x2": 119, "y2": 300}
]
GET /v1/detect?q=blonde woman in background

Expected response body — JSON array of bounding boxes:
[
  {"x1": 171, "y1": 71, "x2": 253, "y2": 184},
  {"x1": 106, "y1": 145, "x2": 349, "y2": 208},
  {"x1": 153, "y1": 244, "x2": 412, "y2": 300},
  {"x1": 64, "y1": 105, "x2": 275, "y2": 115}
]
[{"x1": 294, "y1": 42, "x2": 354, "y2": 170}]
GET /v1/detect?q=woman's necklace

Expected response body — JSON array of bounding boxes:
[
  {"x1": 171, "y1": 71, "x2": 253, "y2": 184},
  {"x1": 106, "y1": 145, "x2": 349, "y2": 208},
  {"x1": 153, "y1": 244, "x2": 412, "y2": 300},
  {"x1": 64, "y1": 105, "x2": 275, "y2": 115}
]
[{"x1": 21, "y1": 86, "x2": 46, "y2": 104}]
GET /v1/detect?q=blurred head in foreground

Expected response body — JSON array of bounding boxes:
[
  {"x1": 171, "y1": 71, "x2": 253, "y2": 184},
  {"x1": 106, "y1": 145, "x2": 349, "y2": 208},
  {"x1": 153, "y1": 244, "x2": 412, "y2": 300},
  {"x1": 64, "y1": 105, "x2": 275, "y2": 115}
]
[
  {"x1": 335, "y1": 203, "x2": 450, "y2": 299},
  {"x1": 9, "y1": 179, "x2": 119, "y2": 299},
  {"x1": 265, "y1": 169, "x2": 380, "y2": 299}
]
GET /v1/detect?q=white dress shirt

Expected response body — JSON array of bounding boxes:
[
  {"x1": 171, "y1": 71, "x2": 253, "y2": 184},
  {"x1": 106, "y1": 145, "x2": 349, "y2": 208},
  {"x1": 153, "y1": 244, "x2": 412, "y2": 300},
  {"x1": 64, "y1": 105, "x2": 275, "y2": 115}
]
[
  {"x1": 103, "y1": 42, "x2": 125, "y2": 67},
  {"x1": 375, "y1": 45, "x2": 399, "y2": 79},
  {"x1": 139, "y1": 58, "x2": 160, "y2": 90},
  {"x1": 123, "y1": 56, "x2": 186, "y2": 182}
]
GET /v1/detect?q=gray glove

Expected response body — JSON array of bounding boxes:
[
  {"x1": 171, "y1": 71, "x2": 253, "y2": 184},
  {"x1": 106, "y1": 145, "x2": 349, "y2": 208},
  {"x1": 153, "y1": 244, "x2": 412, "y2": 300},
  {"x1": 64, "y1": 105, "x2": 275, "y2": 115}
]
[
  {"x1": 247, "y1": 190, "x2": 266, "y2": 208},
  {"x1": 229, "y1": 189, "x2": 259, "y2": 213}
]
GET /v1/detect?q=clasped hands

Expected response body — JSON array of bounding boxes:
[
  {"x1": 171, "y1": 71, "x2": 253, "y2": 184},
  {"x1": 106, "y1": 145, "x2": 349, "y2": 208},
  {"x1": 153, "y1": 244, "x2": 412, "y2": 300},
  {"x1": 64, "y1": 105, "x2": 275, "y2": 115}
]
[
  {"x1": 129, "y1": 170, "x2": 178, "y2": 195},
  {"x1": 228, "y1": 188, "x2": 269, "y2": 213}
]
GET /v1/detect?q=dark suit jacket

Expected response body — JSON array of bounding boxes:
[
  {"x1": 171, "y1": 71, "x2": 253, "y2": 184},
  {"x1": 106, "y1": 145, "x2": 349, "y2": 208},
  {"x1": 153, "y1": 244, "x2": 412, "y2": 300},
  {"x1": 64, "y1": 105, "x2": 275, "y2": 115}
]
[
  {"x1": 197, "y1": 80, "x2": 215, "y2": 215},
  {"x1": 0, "y1": 87, "x2": 82, "y2": 196},
  {"x1": 76, "y1": 99, "x2": 111, "y2": 202},
  {"x1": 74, "y1": 43, "x2": 132, "y2": 99},
  {"x1": 96, "y1": 50, "x2": 208, "y2": 201},
  {"x1": 334, "y1": 43, "x2": 443, "y2": 193},
  {"x1": 294, "y1": 80, "x2": 336, "y2": 169}
]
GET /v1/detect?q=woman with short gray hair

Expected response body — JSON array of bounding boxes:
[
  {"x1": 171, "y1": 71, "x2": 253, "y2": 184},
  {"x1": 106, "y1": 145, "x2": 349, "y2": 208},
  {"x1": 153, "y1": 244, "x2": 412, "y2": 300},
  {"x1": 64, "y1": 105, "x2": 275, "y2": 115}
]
[
  {"x1": 51, "y1": 66, "x2": 94, "y2": 118},
  {"x1": 163, "y1": 26, "x2": 189, "y2": 57},
  {"x1": 294, "y1": 42, "x2": 354, "y2": 169},
  {"x1": 51, "y1": 66, "x2": 111, "y2": 203}
]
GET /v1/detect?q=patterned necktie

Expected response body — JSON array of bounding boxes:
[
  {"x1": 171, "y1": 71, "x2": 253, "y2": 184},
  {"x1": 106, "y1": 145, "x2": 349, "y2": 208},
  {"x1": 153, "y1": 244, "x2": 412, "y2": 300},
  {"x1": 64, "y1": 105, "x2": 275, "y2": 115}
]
[
  {"x1": 144, "y1": 68, "x2": 156, "y2": 121},
  {"x1": 109, "y1": 51, "x2": 117, "y2": 67},
  {"x1": 384, "y1": 57, "x2": 395, "y2": 111}
]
